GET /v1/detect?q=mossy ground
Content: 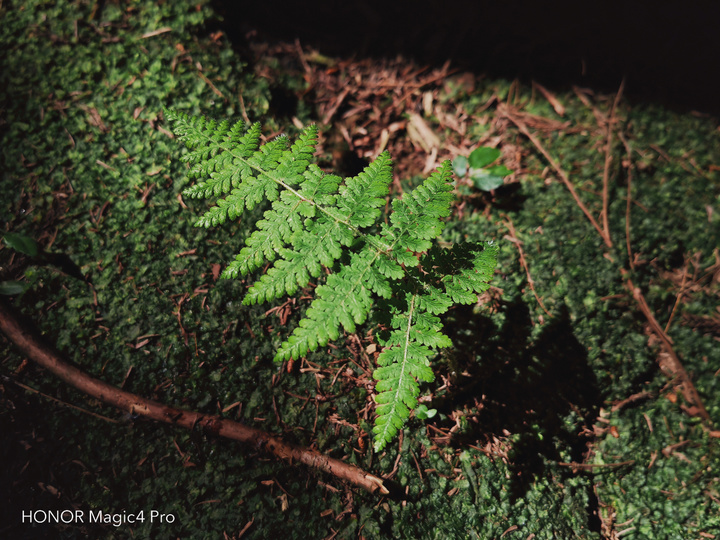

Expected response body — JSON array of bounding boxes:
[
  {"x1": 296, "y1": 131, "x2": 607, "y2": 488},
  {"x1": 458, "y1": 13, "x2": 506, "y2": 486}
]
[{"x1": 1, "y1": 1, "x2": 718, "y2": 538}]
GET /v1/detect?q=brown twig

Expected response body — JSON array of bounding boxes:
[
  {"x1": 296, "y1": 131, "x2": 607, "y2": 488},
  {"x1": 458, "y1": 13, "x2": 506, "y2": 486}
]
[
  {"x1": 600, "y1": 79, "x2": 624, "y2": 245},
  {"x1": 502, "y1": 217, "x2": 551, "y2": 317},
  {"x1": 558, "y1": 460, "x2": 635, "y2": 470},
  {"x1": 196, "y1": 71, "x2": 224, "y2": 99},
  {"x1": 4, "y1": 376, "x2": 119, "y2": 423},
  {"x1": 617, "y1": 131, "x2": 635, "y2": 269},
  {"x1": 615, "y1": 148, "x2": 710, "y2": 423},
  {"x1": 622, "y1": 274, "x2": 710, "y2": 422},
  {"x1": 532, "y1": 81, "x2": 565, "y2": 117},
  {"x1": 664, "y1": 261, "x2": 689, "y2": 334},
  {"x1": 498, "y1": 104, "x2": 612, "y2": 248},
  {"x1": 0, "y1": 299, "x2": 388, "y2": 495},
  {"x1": 610, "y1": 390, "x2": 653, "y2": 412}
]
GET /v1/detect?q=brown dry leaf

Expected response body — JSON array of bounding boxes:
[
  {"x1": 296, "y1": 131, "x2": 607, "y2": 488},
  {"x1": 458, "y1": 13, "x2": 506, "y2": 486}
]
[
  {"x1": 81, "y1": 105, "x2": 109, "y2": 133},
  {"x1": 533, "y1": 81, "x2": 566, "y2": 116},
  {"x1": 211, "y1": 263, "x2": 222, "y2": 281},
  {"x1": 406, "y1": 112, "x2": 440, "y2": 153}
]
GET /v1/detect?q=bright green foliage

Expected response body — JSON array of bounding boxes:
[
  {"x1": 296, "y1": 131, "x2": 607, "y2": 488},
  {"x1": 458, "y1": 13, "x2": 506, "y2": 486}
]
[
  {"x1": 165, "y1": 109, "x2": 497, "y2": 451},
  {"x1": 453, "y1": 146, "x2": 512, "y2": 191}
]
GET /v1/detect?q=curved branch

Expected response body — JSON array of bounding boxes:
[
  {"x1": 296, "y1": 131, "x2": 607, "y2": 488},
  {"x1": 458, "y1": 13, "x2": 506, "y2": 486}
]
[{"x1": 0, "y1": 298, "x2": 388, "y2": 495}]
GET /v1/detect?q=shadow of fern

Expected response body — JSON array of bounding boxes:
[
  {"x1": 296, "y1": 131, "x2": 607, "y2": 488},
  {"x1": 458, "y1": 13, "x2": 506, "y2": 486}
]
[{"x1": 433, "y1": 300, "x2": 601, "y2": 501}]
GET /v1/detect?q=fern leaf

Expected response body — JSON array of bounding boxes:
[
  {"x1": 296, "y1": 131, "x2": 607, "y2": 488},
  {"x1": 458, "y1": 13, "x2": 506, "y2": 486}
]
[
  {"x1": 165, "y1": 109, "x2": 499, "y2": 454},
  {"x1": 165, "y1": 108, "x2": 262, "y2": 200},
  {"x1": 183, "y1": 122, "x2": 262, "y2": 199},
  {"x1": 383, "y1": 161, "x2": 455, "y2": 252},
  {"x1": 371, "y1": 241, "x2": 497, "y2": 451},
  {"x1": 242, "y1": 217, "x2": 348, "y2": 304},
  {"x1": 274, "y1": 249, "x2": 383, "y2": 362},
  {"x1": 274, "y1": 126, "x2": 319, "y2": 186},
  {"x1": 438, "y1": 241, "x2": 499, "y2": 303},
  {"x1": 337, "y1": 151, "x2": 392, "y2": 228},
  {"x1": 372, "y1": 295, "x2": 446, "y2": 452},
  {"x1": 222, "y1": 190, "x2": 303, "y2": 277}
]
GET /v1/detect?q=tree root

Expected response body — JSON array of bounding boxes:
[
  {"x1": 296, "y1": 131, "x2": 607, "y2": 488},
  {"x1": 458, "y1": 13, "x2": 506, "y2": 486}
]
[{"x1": 0, "y1": 298, "x2": 388, "y2": 496}]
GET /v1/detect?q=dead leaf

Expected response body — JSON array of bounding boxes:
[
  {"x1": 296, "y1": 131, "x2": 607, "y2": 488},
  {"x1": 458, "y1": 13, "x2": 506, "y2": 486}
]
[
  {"x1": 81, "y1": 106, "x2": 109, "y2": 133},
  {"x1": 533, "y1": 81, "x2": 566, "y2": 116},
  {"x1": 406, "y1": 112, "x2": 440, "y2": 153}
]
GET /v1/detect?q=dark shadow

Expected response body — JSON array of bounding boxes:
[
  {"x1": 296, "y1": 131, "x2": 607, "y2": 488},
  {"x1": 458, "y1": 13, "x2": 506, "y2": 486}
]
[
  {"x1": 267, "y1": 85, "x2": 300, "y2": 120},
  {"x1": 489, "y1": 183, "x2": 527, "y2": 213},
  {"x1": 0, "y1": 381, "x2": 106, "y2": 539},
  {"x1": 434, "y1": 300, "x2": 601, "y2": 501},
  {"x1": 212, "y1": 0, "x2": 720, "y2": 117},
  {"x1": 458, "y1": 183, "x2": 528, "y2": 215}
]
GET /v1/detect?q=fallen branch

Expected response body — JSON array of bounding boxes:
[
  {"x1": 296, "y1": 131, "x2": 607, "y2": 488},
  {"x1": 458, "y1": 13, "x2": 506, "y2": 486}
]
[{"x1": 0, "y1": 298, "x2": 388, "y2": 496}]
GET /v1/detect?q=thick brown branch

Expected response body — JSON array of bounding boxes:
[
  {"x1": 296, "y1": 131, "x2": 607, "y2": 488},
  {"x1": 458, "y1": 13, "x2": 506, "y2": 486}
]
[{"x1": 0, "y1": 298, "x2": 388, "y2": 496}]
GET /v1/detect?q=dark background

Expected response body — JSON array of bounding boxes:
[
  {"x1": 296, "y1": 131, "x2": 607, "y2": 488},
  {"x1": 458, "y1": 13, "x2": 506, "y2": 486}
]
[{"x1": 215, "y1": 0, "x2": 720, "y2": 116}]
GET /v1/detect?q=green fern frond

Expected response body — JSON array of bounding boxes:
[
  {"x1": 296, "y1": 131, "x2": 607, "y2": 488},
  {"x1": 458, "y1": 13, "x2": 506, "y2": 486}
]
[
  {"x1": 373, "y1": 294, "x2": 438, "y2": 450},
  {"x1": 338, "y1": 151, "x2": 392, "y2": 228},
  {"x1": 165, "y1": 108, "x2": 498, "y2": 454},
  {"x1": 371, "y1": 241, "x2": 497, "y2": 452}
]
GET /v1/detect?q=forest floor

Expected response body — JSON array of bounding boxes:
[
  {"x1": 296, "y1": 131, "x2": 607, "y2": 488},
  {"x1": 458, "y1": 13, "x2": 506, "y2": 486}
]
[{"x1": 1, "y1": 1, "x2": 719, "y2": 539}]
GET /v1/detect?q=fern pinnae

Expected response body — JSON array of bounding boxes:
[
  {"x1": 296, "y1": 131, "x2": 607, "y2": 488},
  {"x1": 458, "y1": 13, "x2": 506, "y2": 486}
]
[
  {"x1": 166, "y1": 109, "x2": 498, "y2": 453},
  {"x1": 274, "y1": 247, "x2": 386, "y2": 362},
  {"x1": 372, "y1": 293, "x2": 423, "y2": 451}
]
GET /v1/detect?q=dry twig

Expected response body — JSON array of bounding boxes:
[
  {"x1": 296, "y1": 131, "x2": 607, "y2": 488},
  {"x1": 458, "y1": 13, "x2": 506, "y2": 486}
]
[
  {"x1": 600, "y1": 80, "x2": 625, "y2": 245},
  {"x1": 622, "y1": 274, "x2": 710, "y2": 422},
  {"x1": 498, "y1": 103, "x2": 612, "y2": 248},
  {"x1": 0, "y1": 299, "x2": 388, "y2": 495},
  {"x1": 617, "y1": 131, "x2": 636, "y2": 269},
  {"x1": 557, "y1": 460, "x2": 635, "y2": 470},
  {"x1": 503, "y1": 217, "x2": 551, "y2": 317}
]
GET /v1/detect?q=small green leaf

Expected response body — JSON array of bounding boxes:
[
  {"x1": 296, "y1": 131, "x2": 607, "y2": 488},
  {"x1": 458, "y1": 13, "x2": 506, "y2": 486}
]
[
  {"x1": 416, "y1": 404, "x2": 437, "y2": 420},
  {"x1": 486, "y1": 164, "x2": 512, "y2": 177},
  {"x1": 0, "y1": 281, "x2": 28, "y2": 295},
  {"x1": 452, "y1": 155, "x2": 468, "y2": 178},
  {"x1": 3, "y1": 232, "x2": 39, "y2": 257},
  {"x1": 468, "y1": 147, "x2": 500, "y2": 169},
  {"x1": 470, "y1": 169, "x2": 505, "y2": 191}
]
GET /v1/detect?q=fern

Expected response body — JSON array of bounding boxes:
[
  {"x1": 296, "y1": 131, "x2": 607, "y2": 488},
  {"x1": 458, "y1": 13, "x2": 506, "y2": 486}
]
[{"x1": 165, "y1": 109, "x2": 498, "y2": 452}]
